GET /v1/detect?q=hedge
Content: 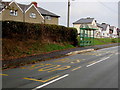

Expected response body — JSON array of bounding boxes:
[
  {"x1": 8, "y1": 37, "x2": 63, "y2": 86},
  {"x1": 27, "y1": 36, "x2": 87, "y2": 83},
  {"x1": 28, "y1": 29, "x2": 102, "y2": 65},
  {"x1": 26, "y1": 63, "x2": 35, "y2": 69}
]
[{"x1": 2, "y1": 21, "x2": 78, "y2": 46}]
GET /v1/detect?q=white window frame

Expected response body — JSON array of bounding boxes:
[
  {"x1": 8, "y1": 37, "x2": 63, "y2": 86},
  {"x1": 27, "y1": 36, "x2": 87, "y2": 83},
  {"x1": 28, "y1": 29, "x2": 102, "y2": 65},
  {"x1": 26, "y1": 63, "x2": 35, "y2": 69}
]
[
  {"x1": 10, "y1": 10, "x2": 18, "y2": 16},
  {"x1": 29, "y1": 12, "x2": 36, "y2": 18}
]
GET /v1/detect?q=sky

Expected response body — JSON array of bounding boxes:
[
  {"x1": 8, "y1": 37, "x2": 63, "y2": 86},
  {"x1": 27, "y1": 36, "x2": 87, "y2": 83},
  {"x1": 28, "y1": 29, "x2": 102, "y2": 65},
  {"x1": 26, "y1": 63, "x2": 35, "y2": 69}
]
[{"x1": 2, "y1": 0, "x2": 119, "y2": 28}]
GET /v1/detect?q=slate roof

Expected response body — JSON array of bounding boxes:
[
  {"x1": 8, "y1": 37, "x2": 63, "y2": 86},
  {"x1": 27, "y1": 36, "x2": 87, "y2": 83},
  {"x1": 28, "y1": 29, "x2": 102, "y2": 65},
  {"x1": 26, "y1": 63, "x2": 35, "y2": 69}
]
[
  {"x1": 0, "y1": 8, "x2": 2, "y2": 12},
  {"x1": 37, "y1": 7, "x2": 60, "y2": 17},
  {"x1": 100, "y1": 23, "x2": 110, "y2": 31},
  {"x1": 18, "y1": 3, "x2": 31, "y2": 12},
  {"x1": 0, "y1": 1, "x2": 60, "y2": 17},
  {"x1": 97, "y1": 23, "x2": 102, "y2": 28},
  {"x1": 110, "y1": 26, "x2": 115, "y2": 30},
  {"x1": 0, "y1": 2, "x2": 10, "y2": 11},
  {"x1": 73, "y1": 18, "x2": 94, "y2": 24}
]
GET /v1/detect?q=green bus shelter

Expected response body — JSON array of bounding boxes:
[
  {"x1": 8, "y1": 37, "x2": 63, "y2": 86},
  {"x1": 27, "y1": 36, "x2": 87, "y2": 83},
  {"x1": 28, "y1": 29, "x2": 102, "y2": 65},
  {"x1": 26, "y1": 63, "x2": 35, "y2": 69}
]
[{"x1": 79, "y1": 24, "x2": 98, "y2": 47}]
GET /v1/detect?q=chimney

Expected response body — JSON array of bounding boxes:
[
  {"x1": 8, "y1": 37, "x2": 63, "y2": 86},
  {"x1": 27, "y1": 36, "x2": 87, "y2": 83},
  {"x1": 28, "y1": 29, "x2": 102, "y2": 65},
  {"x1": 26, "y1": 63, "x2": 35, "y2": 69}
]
[
  {"x1": 32, "y1": 2, "x2": 37, "y2": 7},
  {"x1": 87, "y1": 17, "x2": 91, "y2": 19},
  {"x1": 102, "y1": 23, "x2": 106, "y2": 24}
]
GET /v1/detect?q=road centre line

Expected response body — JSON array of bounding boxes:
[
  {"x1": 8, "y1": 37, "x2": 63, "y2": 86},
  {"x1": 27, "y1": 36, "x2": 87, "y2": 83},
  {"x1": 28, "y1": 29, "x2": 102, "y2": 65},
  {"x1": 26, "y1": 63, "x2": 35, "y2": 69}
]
[
  {"x1": 86, "y1": 57, "x2": 110, "y2": 67},
  {"x1": 72, "y1": 66, "x2": 81, "y2": 71},
  {"x1": 0, "y1": 74, "x2": 8, "y2": 76},
  {"x1": 32, "y1": 74, "x2": 69, "y2": 90},
  {"x1": 23, "y1": 75, "x2": 60, "y2": 83}
]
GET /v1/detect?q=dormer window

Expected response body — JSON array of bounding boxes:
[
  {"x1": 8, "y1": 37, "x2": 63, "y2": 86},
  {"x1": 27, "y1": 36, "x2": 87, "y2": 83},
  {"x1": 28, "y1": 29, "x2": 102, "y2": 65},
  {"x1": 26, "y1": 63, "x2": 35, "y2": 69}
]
[
  {"x1": 45, "y1": 16, "x2": 51, "y2": 20},
  {"x1": 10, "y1": 10, "x2": 18, "y2": 16},
  {"x1": 30, "y1": 13, "x2": 36, "y2": 18}
]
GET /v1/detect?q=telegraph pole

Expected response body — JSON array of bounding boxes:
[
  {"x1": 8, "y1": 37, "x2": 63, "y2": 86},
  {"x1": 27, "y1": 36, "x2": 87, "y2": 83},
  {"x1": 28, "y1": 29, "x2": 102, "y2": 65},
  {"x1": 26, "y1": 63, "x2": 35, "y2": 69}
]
[{"x1": 67, "y1": 0, "x2": 70, "y2": 27}]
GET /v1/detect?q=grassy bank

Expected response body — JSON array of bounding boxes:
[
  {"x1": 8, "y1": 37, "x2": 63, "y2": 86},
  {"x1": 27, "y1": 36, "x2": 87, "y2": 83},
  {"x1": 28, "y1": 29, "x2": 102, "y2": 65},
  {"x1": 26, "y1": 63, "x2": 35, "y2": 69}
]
[
  {"x1": 2, "y1": 21, "x2": 77, "y2": 60},
  {"x1": 77, "y1": 37, "x2": 119, "y2": 46},
  {"x1": 2, "y1": 39, "x2": 74, "y2": 60},
  {"x1": 94, "y1": 38, "x2": 119, "y2": 45}
]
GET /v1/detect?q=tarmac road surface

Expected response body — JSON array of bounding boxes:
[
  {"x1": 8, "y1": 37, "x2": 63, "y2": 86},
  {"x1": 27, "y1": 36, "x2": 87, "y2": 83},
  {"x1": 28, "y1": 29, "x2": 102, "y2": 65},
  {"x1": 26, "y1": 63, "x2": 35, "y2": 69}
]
[{"x1": 2, "y1": 46, "x2": 119, "y2": 89}]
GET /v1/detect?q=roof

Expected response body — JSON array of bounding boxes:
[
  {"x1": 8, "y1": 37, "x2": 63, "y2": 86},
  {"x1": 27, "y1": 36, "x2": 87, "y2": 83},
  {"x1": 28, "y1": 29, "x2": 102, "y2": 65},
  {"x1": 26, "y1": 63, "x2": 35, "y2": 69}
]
[
  {"x1": 97, "y1": 23, "x2": 103, "y2": 28},
  {"x1": 0, "y1": 8, "x2": 2, "y2": 12},
  {"x1": 80, "y1": 24, "x2": 98, "y2": 30},
  {"x1": 0, "y1": 1, "x2": 60, "y2": 17},
  {"x1": 110, "y1": 26, "x2": 116, "y2": 30},
  {"x1": 18, "y1": 3, "x2": 31, "y2": 12},
  {"x1": 37, "y1": 7, "x2": 60, "y2": 17},
  {"x1": 100, "y1": 23, "x2": 110, "y2": 31},
  {"x1": 73, "y1": 18, "x2": 94, "y2": 24},
  {"x1": 0, "y1": 2, "x2": 10, "y2": 12}
]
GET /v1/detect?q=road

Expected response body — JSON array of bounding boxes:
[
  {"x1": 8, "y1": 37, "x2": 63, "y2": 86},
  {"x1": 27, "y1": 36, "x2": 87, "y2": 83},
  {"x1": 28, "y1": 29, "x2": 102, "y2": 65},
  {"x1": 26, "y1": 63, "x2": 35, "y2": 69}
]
[{"x1": 1, "y1": 46, "x2": 119, "y2": 89}]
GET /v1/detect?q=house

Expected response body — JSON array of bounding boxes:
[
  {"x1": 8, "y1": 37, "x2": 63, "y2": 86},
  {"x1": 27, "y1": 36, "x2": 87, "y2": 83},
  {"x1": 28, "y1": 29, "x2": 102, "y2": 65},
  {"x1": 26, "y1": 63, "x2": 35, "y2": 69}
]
[
  {"x1": 0, "y1": 1, "x2": 24, "y2": 22},
  {"x1": 117, "y1": 28, "x2": 120, "y2": 37},
  {"x1": 0, "y1": 1, "x2": 60, "y2": 25},
  {"x1": 109, "y1": 26, "x2": 118, "y2": 38},
  {"x1": 98, "y1": 23, "x2": 110, "y2": 38},
  {"x1": 97, "y1": 23, "x2": 119, "y2": 38},
  {"x1": 73, "y1": 17, "x2": 98, "y2": 37},
  {"x1": 96, "y1": 23, "x2": 103, "y2": 38}
]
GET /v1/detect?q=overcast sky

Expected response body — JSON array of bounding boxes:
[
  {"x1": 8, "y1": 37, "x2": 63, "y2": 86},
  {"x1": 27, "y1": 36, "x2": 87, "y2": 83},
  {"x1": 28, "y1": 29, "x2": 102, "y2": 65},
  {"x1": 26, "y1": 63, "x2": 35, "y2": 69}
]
[{"x1": 2, "y1": 0, "x2": 119, "y2": 28}]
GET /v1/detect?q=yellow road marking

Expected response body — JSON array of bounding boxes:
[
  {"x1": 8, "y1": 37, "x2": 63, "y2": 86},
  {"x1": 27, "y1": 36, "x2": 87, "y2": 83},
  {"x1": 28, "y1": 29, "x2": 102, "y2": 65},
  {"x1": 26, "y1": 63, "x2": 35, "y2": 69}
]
[
  {"x1": 20, "y1": 63, "x2": 46, "y2": 70},
  {"x1": 21, "y1": 63, "x2": 56, "y2": 70},
  {"x1": 54, "y1": 58, "x2": 69, "y2": 62},
  {"x1": 23, "y1": 75, "x2": 60, "y2": 83},
  {"x1": 70, "y1": 59, "x2": 81, "y2": 64},
  {"x1": 0, "y1": 74, "x2": 8, "y2": 76},
  {"x1": 96, "y1": 54, "x2": 101, "y2": 56},
  {"x1": 20, "y1": 67, "x2": 26, "y2": 69},
  {"x1": 29, "y1": 63, "x2": 51, "y2": 70},
  {"x1": 81, "y1": 53, "x2": 102, "y2": 56},
  {"x1": 48, "y1": 66, "x2": 71, "y2": 72},
  {"x1": 72, "y1": 66, "x2": 81, "y2": 71},
  {"x1": 88, "y1": 61, "x2": 96, "y2": 64},
  {"x1": 109, "y1": 54, "x2": 113, "y2": 57},
  {"x1": 82, "y1": 59, "x2": 86, "y2": 61},
  {"x1": 38, "y1": 65, "x2": 61, "y2": 72}
]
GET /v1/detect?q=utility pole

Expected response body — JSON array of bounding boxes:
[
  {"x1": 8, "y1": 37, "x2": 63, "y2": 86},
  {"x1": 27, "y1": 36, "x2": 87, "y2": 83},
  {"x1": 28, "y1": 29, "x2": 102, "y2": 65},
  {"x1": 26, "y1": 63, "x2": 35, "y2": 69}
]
[{"x1": 67, "y1": 0, "x2": 70, "y2": 27}]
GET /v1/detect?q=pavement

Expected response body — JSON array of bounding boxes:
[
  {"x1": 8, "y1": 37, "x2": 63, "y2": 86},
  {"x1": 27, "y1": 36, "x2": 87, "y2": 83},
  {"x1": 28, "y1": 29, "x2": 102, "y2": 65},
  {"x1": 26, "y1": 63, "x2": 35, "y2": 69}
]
[
  {"x1": 1, "y1": 45, "x2": 119, "y2": 89},
  {"x1": 2, "y1": 43, "x2": 119, "y2": 69}
]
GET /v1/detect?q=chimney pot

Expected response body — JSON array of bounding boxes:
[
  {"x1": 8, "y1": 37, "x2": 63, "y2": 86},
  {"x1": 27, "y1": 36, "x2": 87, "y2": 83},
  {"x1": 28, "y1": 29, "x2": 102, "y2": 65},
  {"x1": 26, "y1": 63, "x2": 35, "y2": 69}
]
[{"x1": 32, "y1": 2, "x2": 37, "y2": 7}]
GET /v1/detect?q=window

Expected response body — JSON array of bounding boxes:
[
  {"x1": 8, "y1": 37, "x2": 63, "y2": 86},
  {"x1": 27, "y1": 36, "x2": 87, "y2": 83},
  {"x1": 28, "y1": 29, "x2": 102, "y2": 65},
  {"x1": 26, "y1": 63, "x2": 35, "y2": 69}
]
[
  {"x1": 45, "y1": 16, "x2": 51, "y2": 20},
  {"x1": 10, "y1": 10, "x2": 18, "y2": 16},
  {"x1": 30, "y1": 13, "x2": 36, "y2": 18}
]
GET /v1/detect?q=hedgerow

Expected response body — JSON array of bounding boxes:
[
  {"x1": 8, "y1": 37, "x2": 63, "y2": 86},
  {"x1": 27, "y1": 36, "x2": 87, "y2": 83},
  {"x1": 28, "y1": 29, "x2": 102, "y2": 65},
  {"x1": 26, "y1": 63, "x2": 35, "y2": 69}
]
[{"x1": 2, "y1": 21, "x2": 78, "y2": 46}]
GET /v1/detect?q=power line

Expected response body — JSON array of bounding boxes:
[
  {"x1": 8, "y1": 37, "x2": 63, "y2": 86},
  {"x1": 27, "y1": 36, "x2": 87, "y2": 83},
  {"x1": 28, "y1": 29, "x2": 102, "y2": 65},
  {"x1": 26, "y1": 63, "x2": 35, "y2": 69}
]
[
  {"x1": 96, "y1": 0, "x2": 118, "y2": 27},
  {"x1": 96, "y1": 0, "x2": 118, "y2": 14}
]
